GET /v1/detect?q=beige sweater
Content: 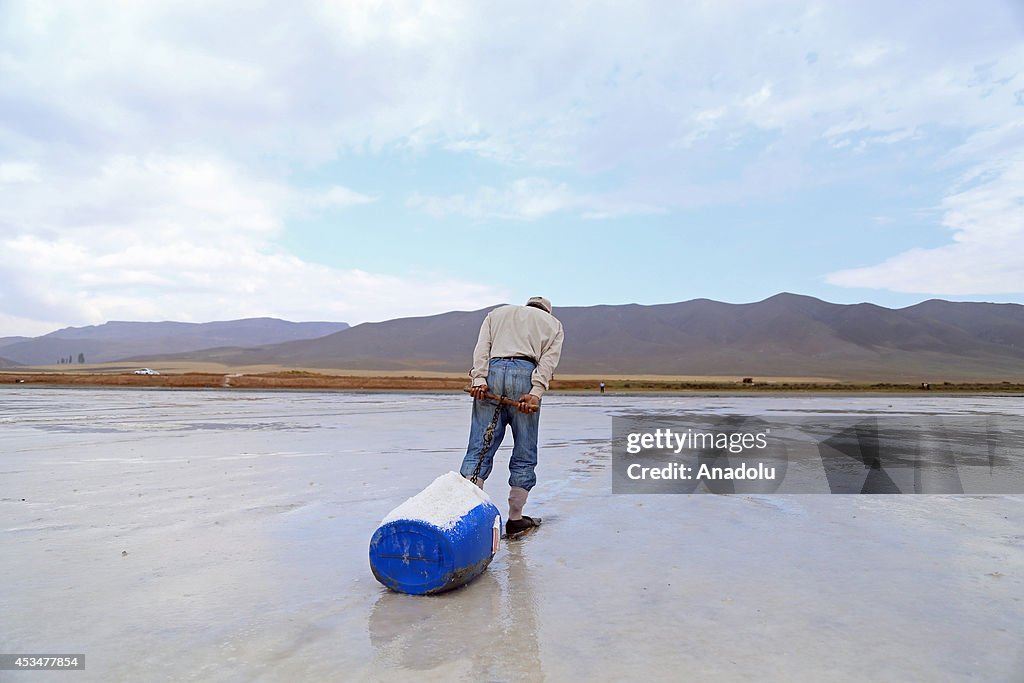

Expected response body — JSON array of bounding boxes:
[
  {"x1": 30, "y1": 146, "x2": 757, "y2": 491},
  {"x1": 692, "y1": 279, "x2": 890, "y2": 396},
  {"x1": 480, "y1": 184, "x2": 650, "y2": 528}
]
[{"x1": 469, "y1": 305, "x2": 565, "y2": 398}]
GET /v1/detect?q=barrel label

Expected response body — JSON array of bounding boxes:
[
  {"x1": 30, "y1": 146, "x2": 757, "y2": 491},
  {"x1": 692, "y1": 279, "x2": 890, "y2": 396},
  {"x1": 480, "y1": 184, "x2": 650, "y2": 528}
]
[{"x1": 492, "y1": 515, "x2": 500, "y2": 556}]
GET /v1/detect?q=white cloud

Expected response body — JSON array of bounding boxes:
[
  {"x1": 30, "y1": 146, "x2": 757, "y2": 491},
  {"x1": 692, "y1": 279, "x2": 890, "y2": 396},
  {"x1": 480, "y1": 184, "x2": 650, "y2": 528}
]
[
  {"x1": 305, "y1": 185, "x2": 377, "y2": 210},
  {"x1": 0, "y1": 312, "x2": 63, "y2": 338},
  {"x1": 0, "y1": 0, "x2": 1022, "y2": 327},
  {"x1": 408, "y1": 178, "x2": 582, "y2": 221},
  {"x1": 0, "y1": 162, "x2": 40, "y2": 183},
  {"x1": 407, "y1": 178, "x2": 663, "y2": 221},
  {"x1": 846, "y1": 43, "x2": 900, "y2": 68},
  {"x1": 3, "y1": 1, "x2": 1018, "y2": 173},
  {"x1": 0, "y1": 153, "x2": 506, "y2": 333},
  {"x1": 743, "y1": 83, "x2": 773, "y2": 109},
  {"x1": 827, "y1": 146, "x2": 1024, "y2": 294}
]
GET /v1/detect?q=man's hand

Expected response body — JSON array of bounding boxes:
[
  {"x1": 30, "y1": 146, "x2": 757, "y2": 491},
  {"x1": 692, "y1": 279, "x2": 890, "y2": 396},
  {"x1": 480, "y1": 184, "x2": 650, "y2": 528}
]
[
  {"x1": 470, "y1": 383, "x2": 489, "y2": 400},
  {"x1": 517, "y1": 393, "x2": 540, "y2": 414}
]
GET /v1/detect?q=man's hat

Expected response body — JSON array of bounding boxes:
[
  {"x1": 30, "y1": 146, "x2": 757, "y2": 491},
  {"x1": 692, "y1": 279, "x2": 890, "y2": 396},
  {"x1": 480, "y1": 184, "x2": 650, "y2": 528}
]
[{"x1": 526, "y1": 296, "x2": 552, "y2": 314}]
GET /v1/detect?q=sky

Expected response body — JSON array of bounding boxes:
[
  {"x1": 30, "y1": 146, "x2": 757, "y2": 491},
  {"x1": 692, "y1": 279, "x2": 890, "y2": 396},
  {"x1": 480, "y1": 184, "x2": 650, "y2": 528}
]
[{"x1": 0, "y1": 1, "x2": 1022, "y2": 337}]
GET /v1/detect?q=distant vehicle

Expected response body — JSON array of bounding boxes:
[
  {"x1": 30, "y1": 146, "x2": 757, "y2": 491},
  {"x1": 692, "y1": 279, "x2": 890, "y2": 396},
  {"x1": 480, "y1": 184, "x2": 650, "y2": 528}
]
[{"x1": 133, "y1": 368, "x2": 160, "y2": 375}]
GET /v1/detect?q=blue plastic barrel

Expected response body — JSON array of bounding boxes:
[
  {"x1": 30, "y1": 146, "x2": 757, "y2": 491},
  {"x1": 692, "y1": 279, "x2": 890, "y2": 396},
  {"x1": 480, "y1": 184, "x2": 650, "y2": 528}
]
[{"x1": 369, "y1": 499, "x2": 501, "y2": 595}]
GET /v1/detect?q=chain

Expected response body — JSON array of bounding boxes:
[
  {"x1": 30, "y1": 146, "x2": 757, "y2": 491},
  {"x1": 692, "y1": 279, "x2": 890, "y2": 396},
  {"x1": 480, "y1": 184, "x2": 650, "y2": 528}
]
[{"x1": 471, "y1": 394, "x2": 505, "y2": 483}]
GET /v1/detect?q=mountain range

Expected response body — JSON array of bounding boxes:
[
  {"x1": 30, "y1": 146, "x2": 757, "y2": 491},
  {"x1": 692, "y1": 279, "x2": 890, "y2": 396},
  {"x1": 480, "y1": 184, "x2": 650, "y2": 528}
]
[
  {"x1": 3, "y1": 294, "x2": 1023, "y2": 380},
  {"x1": 0, "y1": 318, "x2": 349, "y2": 366}
]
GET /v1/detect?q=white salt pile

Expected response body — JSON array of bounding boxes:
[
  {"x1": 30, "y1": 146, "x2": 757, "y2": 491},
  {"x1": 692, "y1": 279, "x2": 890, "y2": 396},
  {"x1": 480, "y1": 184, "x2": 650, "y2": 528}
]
[{"x1": 381, "y1": 471, "x2": 494, "y2": 530}]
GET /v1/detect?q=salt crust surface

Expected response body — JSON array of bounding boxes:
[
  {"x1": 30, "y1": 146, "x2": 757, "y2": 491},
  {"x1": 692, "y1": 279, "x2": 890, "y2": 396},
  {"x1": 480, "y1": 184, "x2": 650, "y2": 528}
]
[
  {"x1": 381, "y1": 471, "x2": 494, "y2": 530},
  {"x1": 3, "y1": 390, "x2": 1023, "y2": 680}
]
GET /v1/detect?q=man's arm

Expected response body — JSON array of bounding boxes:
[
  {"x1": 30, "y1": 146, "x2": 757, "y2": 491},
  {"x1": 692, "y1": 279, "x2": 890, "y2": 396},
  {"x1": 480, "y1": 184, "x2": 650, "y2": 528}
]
[
  {"x1": 469, "y1": 313, "x2": 493, "y2": 388},
  {"x1": 528, "y1": 322, "x2": 564, "y2": 399}
]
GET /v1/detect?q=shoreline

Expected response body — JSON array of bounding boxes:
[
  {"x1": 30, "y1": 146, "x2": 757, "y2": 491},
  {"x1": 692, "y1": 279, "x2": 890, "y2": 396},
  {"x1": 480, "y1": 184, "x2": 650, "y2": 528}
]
[{"x1": 2, "y1": 370, "x2": 1023, "y2": 394}]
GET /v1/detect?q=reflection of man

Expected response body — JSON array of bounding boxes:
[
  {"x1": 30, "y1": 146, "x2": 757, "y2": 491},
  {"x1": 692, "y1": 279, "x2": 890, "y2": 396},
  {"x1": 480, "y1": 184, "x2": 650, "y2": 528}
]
[{"x1": 461, "y1": 296, "x2": 564, "y2": 536}]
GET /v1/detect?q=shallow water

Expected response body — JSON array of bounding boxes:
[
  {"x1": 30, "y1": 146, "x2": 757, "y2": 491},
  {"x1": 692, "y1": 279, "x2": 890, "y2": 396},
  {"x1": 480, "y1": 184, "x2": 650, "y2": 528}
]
[{"x1": 1, "y1": 388, "x2": 1023, "y2": 681}]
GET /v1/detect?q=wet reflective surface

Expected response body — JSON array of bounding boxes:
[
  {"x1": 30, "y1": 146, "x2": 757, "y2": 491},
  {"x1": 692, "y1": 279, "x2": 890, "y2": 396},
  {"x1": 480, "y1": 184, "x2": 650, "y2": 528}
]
[{"x1": 1, "y1": 388, "x2": 1023, "y2": 681}]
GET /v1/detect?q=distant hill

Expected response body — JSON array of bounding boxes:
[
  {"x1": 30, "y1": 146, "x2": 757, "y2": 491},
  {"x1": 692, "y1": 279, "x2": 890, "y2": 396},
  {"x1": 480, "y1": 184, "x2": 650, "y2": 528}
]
[
  {"x1": 0, "y1": 336, "x2": 30, "y2": 350},
  {"x1": 197, "y1": 308, "x2": 500, "y2": 371},
  {"x1": 149, "y1": 294, "x2": 1024, "y2": 381},
  {"x1": 0, "y1": 355, "x2": 19, "y2": 368},
  {"x1": 1, "y1": 318, "x2": 349, "y2": 366}
]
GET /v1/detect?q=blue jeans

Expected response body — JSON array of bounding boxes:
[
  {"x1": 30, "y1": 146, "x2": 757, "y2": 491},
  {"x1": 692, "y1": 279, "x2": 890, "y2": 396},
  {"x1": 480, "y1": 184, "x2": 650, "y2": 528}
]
[{"x1": 460, "y1": 358, "x2": 540, "y2": 491}]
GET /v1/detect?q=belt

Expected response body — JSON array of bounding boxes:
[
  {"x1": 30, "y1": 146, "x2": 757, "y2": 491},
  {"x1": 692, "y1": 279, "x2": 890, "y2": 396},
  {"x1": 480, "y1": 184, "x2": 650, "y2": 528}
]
[{"x1": 493, "y1": 355, "x2": 537, "y2": 365}]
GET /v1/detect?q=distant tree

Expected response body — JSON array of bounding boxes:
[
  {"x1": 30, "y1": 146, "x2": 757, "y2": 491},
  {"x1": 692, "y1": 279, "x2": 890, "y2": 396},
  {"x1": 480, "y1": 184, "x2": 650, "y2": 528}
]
[{"x1": 78, "y1": 353, "x2": 85, "y2": 364}]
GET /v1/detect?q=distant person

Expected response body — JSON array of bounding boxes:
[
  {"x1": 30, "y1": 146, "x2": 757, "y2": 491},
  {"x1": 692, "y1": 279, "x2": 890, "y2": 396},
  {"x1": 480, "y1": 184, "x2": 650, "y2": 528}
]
[
  {"x1": 462, "y1": 296, "x2": 564, "y2": 536},
  {"x1": 599, "y1": 382, "x2": 606, "y2": 394}
]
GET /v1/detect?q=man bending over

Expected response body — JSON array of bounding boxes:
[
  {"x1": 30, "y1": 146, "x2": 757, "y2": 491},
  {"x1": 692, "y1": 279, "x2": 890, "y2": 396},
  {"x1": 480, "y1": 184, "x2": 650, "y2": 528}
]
[{"x1": 461, "y1": 296, "x2": 564, "y2": 536}]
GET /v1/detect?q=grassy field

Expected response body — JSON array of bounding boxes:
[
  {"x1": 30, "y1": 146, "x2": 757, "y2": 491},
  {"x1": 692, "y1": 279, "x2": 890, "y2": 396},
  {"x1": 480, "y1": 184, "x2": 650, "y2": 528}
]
[
  {"x1": 12, "y1": 361, "x2": 469, "y2": 378},
  {"x1": 2, "y1": 365, "x2": 1023, "y2": 393}
]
